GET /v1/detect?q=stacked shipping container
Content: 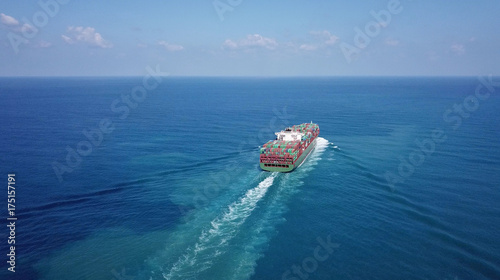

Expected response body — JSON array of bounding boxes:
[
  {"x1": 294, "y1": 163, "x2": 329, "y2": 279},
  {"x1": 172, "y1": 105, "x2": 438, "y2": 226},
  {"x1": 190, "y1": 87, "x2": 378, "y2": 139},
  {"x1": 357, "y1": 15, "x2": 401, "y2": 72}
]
[{"x1": 259, "y1": 123, "x2": 320, "y2": 166}]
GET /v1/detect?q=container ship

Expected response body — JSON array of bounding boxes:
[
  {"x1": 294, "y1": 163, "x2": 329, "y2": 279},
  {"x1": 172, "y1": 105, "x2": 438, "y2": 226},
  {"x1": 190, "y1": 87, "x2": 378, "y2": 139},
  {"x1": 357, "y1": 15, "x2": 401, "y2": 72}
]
[{"x1": 260, "y1": 122, "x2": 320, "y2": 172}]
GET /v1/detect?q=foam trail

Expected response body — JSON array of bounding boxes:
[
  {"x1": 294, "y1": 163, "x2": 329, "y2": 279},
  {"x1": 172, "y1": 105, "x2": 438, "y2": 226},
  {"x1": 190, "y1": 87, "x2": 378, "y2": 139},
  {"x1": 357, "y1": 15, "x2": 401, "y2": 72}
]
[
  {"x1": 163, "y1": 173, "x2": 278, "y2": 280},
  {"x1": 315, "y1": 137, "x2": 329, "y2": 154},
  {"x1": 230, "y1": 137, "x2": 330, "y2": 279}
]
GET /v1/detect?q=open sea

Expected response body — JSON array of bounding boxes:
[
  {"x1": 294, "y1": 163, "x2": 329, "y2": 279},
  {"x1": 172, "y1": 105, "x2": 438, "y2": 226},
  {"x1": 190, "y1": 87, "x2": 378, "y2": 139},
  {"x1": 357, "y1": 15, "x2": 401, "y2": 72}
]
[{"x1": 0, "y1": 77, "x2": 499, "y2": 280}]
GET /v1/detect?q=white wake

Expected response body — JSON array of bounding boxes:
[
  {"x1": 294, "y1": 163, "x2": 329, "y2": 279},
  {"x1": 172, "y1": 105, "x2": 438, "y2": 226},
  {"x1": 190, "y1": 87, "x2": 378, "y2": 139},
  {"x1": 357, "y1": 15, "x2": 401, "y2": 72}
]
[
  {"x1": 230, "y1": 137, "x2": 330, "y2": 278},
  {"x1": 163, "y1": 173, "x2": 278, "y2": 279},
  {"x1": 161, "y1": 137, "x2": 330, "y2": 280}
]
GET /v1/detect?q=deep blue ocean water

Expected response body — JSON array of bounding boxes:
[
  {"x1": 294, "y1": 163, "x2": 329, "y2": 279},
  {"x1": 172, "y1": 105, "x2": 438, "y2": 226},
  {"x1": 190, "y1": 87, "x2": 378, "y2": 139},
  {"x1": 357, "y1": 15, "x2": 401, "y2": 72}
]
[{"x1": 0, "y1": 77, "x2": 499, "y2": 280}]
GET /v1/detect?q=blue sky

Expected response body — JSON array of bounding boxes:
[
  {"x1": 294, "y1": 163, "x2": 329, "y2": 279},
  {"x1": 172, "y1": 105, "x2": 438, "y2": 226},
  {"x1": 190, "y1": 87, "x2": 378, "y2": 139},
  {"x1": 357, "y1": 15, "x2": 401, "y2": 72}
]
[{"x1": 1, "y1": 0, "x2": 499, "y2": 76}]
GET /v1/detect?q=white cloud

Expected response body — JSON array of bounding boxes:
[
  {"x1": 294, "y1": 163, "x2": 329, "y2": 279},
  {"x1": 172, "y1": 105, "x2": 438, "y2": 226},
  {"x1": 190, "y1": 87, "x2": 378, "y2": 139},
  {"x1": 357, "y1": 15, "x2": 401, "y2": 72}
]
[
  {"x1": 1, "y1": 13, "x2": 19, "y2": 26},
  {"x1": 299, "y1": 44, "x2": 318, "y2": 51},
  {"x1": 158, "y1": 41, "x2": 184, "y2": 51},
  {"x1": 310, "y1": 30, "x2": 339, "y2": 46},
  {"x1": 223, "y1": 34, "x2": 278, "y2": 50},
  {"x1": 222, "y1": 39, "x2": 238, "y2": 49},
  {"x1": 0, "y1": 13, "x2": 36, "y2": 33},
  {"x1": 451, "y1": 44, "x2": 465, "y2": 56},
  {"x1": 61, "y1": 35, "x2": 74, "y2": 44},
  {"x1": 325, "y1": 36, "x2": 339, "y2": 46},
  {"x1": 62, "y1": 26, "x2": 113, "y2": 48},
  {"x1": 20, "y1": 23, "x2": 36, "y2": 33},
  {"x1": 37, "y1": 40, "x2": 52, "y2": 48},
  {"x1": 0, "y1": 13, "x2": 36, "y2": 34},
  {"x1": 385, "y1": 38, "x2": 400, "y2": 46}
]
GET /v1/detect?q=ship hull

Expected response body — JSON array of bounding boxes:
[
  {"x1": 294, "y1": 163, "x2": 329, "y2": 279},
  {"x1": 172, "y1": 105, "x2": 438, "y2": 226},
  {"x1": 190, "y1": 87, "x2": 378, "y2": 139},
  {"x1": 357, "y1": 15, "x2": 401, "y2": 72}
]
[{"x1": 260, "y1": 138, "x2": 317, "y2": 172}]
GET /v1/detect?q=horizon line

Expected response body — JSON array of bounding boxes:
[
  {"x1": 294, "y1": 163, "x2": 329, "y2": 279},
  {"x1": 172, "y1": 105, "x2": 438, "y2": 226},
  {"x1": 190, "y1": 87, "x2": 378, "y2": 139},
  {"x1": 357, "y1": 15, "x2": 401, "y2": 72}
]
[{"x1": 0, "y1": 74, "x2": 495, "y2": 78}]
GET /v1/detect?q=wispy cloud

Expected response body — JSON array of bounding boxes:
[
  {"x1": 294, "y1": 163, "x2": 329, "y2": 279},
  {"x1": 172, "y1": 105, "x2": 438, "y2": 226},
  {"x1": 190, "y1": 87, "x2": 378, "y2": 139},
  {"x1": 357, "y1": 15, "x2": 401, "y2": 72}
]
[
  {"x1": 37, "y1": 40, "x2": 52, "y2": 48},
  {"x1": 223, "y1": 34, "x2": 278, "y2": 50},
  {"x1": 0, "y1": 13, "x2": 36, "y2": 33},
  {"x1": 20, "y1": 23, "x2": 36, "y2": 33},
  {"x1": 62, "y1": 26, "x2": 113, "y2": 48},
  {"x1": 61, "y1": 35, "x2": 73, "y2": 44},
  {"x1": 158, "y1": 41, "x2": 184, "y2": 51},
  {"x1": 297, "y1": 30, "x2": 339, "y2": 52},
  {"x1": 310, "y1": 30, "x2": 339, "y2": 46},
  {"x1": 1, "y1": 13, "x2": 19, "y2": 26},
  {"x1": 385, "y1": 38, "x2": 400, "y2": 46},
  {"x1": 451, "y1": 44, "x2": 465, "y2": 56},
  {"x1": 299, "y1": 44, "x2": 318, "y2": 51}
]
